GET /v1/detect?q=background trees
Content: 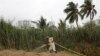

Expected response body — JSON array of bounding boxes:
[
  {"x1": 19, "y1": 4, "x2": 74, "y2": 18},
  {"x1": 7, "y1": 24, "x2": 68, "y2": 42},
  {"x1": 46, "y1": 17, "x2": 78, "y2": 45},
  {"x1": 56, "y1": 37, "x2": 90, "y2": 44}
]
[
  {"x1": 64, "y1": 2, "x2": 82, "y2": 29},
  {"x1": 80, "y1": 0, "x2": 97, "y2": 23},
  {"x1": 0, "y1": 17, "x2": 100, "y2": 55},
  {"x1": 31, "y1": 16, "x2": 50, "y2": 30}
]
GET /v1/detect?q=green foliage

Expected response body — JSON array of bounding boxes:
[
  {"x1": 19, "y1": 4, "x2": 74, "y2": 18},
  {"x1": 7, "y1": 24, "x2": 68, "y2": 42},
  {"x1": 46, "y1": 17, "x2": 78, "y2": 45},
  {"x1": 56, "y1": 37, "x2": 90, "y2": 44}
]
[
  {"x1": 0, "y1": 18, "x2": 100, "y2": 55},
  {"x1": 31, "y1": 16, "x2": 50, "y2": 30},
  {"x1": 64, "y1": 2, "x2": 82, "y2": 29},
  {"x1": 80, "y1": 0, "x2": 97, "y2": 20},
  {"x1": 64, "y1": 2, "x2": 80, "y2": 23}
]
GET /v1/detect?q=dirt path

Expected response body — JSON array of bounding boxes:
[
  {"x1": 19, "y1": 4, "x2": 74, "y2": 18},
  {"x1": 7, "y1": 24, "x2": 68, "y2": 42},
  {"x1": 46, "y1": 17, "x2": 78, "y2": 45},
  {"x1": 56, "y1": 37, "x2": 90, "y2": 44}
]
[{"x1": 0, "y1": 50, "x2": 81, "y2": 56}]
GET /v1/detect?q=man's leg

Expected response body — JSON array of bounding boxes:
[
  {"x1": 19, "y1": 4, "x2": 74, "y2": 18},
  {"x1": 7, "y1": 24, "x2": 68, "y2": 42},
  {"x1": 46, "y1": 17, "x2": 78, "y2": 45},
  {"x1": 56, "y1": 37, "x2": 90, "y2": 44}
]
[
  {"x1": 52, "y1": 43, "x2": 57, "y2": 53},
  {"x1": 49, "y1": 46, "x2": 52, "y2": 53}
]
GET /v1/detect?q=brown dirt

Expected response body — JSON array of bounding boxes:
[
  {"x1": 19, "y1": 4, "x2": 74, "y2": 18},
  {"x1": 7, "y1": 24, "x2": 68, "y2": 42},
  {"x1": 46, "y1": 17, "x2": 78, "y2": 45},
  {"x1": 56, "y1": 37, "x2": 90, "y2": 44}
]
[{"x1": 0, "y1": 50, "x2": 79, "y2": 56}]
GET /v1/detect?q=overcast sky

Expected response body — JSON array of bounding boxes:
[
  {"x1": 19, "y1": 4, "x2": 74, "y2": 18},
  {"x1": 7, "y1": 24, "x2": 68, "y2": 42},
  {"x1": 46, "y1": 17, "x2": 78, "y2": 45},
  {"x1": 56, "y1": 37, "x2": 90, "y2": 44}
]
[{"x1": 0, "y1": 0, "x2": 99, "y2": 26}]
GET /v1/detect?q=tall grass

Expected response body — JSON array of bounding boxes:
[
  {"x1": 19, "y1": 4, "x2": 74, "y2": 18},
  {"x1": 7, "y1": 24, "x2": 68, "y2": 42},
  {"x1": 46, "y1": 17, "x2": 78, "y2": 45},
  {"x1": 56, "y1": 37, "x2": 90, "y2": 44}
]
[{"x1": 0, "y1": 18, "x2": 100, "y2": 56}]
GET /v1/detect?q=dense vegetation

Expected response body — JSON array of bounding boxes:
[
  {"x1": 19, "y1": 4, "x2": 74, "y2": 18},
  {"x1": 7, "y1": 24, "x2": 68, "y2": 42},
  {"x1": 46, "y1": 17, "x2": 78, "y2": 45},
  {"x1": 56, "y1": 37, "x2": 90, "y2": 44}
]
[
  {"x1": 0, "y1": 0, "x2": 100, "y2": 56},
  {"x1": 0, "y1": 17, "x2": 100, "y2": 56}
]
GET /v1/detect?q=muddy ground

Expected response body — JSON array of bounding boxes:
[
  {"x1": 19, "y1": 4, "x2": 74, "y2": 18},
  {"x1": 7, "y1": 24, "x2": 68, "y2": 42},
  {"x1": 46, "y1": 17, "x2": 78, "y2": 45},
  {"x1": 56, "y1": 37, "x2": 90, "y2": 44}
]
[{"x1": 0, "y1": 50, "x2": 80, "y2": 56}]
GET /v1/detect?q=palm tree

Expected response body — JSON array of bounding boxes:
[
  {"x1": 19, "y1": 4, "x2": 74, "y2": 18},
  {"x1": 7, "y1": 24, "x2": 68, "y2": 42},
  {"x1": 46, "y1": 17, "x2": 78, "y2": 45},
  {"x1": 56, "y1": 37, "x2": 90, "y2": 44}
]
[
  {"x1": 31, "y1": 16, "x2": 50, "y2": 30},
  {"x1": 64, "y1": 2, "x2": 81, "y2": 29},
  {"x1": 80, "y1": 0, "x2": 97, "y2": 24},
  {"x1": 58, "y1": 19, "x2": 66, "y2": 38},
  {"x1": 58, "y1": 19, "x2": 66, "y2": 31}
]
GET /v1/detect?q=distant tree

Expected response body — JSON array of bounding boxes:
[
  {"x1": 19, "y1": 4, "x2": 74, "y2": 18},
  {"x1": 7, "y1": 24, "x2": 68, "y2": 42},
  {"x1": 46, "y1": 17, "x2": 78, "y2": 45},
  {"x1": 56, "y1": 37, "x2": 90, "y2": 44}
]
[
  {"x1": 58, "y1": 19, "x2": 66, "y2": 31},
  {"x1": 80, "y1": 0, "x2": 97, "y2": 24},
  {"x1": 64, "y1": 2, "x2": 82, "y2": 29},
  {"x1": 31, "y1": 16, "x2": 50, "y2": 30}
]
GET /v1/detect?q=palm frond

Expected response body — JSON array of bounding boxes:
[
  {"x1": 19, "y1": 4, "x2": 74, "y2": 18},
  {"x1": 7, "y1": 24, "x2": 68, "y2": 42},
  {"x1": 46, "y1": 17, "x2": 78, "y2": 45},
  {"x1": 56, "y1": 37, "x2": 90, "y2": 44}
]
[
  {"x1": 80, "y1": 0, "x2": 97, "y2": 20},
  {"x1": 92, "y1": 11, "x2": 95, "y2": 20},
  {"x1": 78, "y1": 12, "x2": 83, "y2": 19},
  {"x1": 65, "y1": 11, "x2": 74, "y2": 20},
  {"x1": 69, "y1": 15, "x2": 74, "y2": 23},
  {"x1": 86, "y1": 10, "x2": 91, "y2": 17},
  {"x1": 64, "y1": 8, "x2": 73, "y2": 13},
  {"x1": 93, "y1": 9, "x2": 97, "y2": 15}
]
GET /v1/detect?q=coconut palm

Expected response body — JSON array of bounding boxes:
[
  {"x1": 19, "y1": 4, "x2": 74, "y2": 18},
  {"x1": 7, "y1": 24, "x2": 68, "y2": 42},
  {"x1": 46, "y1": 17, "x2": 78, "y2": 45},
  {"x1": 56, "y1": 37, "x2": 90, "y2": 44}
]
[
  {"x1": 64, "y1": 2, "x2": 81, "y2": 29},
  {"x1": 58, "y1": 19, "x2": 66, "y2": 38},
  {"x1": 80, "y1": 0, "x2": 97, "y2": 23},
  {"x1": 31, "y1": 16, "x2": 50, "y2": 30},
  {"x1": 58, "y1": 19, "x2": 66, "y2": 31}
]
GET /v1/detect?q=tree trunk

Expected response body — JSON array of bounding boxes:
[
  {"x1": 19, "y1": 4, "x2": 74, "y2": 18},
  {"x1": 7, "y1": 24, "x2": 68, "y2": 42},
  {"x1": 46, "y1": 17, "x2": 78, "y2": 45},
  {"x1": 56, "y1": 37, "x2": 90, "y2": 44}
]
[
  {"x1": 90, "y1": 12, "x2": 93, "y2": 41},
  {"x1": 90, "y1": 12, "x2": 93, "y2": 27},
  {"x1": 76, "y1": 21, "x2": 80, "y2": 30}
]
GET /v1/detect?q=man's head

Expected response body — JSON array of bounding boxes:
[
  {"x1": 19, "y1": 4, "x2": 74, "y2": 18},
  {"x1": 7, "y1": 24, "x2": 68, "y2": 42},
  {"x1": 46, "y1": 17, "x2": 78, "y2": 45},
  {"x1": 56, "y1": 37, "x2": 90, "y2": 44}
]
[{"x1": 48, "y1": 37, "x2": 54, "y2": 43}]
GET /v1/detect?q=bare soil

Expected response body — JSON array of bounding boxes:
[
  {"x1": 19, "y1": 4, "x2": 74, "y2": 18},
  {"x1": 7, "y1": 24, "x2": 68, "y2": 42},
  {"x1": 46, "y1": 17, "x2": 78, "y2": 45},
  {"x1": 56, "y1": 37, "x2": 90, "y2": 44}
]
[{"x1": 0, "y1": 50, "x2": 80, "y2": 56}]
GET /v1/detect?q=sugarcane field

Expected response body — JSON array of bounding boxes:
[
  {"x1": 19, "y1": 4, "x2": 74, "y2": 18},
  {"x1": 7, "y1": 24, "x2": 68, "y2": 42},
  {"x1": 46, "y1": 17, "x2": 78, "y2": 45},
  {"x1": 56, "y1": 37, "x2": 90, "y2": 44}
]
[{"x1": 0, "y1": 0, "x2": 100, "y2": 56}]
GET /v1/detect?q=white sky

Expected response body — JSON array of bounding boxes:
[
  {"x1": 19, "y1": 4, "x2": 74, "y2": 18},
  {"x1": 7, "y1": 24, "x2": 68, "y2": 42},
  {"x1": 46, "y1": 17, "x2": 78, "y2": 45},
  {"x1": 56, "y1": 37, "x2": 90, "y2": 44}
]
[{"x1": 0, "y1": 0, "x2": 99, "y2": 26}]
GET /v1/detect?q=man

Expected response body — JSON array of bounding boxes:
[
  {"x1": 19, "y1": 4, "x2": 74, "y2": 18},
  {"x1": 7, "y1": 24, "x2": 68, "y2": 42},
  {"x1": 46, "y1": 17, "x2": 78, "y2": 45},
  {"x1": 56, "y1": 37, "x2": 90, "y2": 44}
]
[{"x1": 47, "y1": 37, "x2": 57, "y2": 53}]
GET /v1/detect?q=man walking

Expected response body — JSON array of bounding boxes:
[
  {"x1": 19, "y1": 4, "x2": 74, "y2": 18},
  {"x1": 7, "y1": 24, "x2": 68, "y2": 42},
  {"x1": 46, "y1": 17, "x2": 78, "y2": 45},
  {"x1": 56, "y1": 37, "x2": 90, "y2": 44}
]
[{"x1": 48, "y1": 37, "x2": 57, "y2": 53}]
